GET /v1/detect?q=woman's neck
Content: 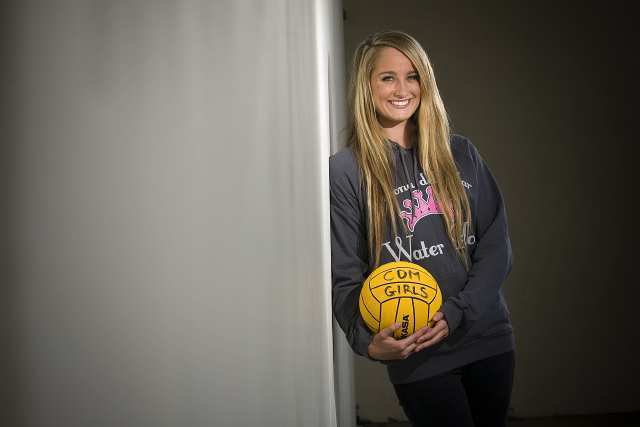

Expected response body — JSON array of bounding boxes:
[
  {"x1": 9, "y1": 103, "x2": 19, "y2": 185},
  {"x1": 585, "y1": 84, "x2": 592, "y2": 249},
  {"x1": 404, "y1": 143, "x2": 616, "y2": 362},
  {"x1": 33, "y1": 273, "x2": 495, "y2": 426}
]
[{"x1": 382, "y1": 120, "x2": 415, "y2": 148}]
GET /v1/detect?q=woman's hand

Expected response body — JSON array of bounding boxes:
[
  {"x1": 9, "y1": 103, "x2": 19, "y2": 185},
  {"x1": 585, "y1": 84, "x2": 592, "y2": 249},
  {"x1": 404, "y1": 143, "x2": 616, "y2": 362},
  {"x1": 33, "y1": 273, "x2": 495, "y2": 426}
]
[
  {"x1": 367, "y1": 323, "x2": 429, "y2": 361},
  {"x1": 414, "y1": 311, "x2": 449, "y2": 352},
  {"x1": 368, "y1": 312, "x2": 450, "y2": 360}
]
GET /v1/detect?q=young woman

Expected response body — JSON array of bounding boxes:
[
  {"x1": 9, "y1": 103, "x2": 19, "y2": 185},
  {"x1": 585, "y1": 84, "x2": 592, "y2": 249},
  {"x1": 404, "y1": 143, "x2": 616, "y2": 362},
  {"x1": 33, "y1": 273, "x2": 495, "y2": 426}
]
[{"x1": 330, "y1": 31, "x2": 515, "y2": 427}]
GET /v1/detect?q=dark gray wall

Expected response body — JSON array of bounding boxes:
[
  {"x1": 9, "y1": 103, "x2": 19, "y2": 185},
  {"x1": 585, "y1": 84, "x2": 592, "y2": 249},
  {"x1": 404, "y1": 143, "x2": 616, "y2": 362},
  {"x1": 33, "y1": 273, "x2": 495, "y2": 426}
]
[{"x1": 344, "y1": 0, "x2": 637, "y2": 420}]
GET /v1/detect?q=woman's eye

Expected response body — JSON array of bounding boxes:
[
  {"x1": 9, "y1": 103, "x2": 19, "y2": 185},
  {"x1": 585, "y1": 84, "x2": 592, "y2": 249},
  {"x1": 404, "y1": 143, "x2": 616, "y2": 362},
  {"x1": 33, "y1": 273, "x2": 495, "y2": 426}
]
[
  {"x1": 382, "y1": 76, "x2": 394, "y2": 82},
  {"x1": 409, "y1": 75, "x2": 419, "y2": 81}
]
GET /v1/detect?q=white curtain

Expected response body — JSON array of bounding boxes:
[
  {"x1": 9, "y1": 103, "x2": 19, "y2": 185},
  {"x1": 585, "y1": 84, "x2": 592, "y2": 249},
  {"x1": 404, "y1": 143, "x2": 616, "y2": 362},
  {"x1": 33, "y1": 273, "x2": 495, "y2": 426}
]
[
  {"x1": 323, "y1": 3, "x2": 357, "y2": 427},
  {"x1": 5, "y1": 1, "x2": 350, "y2": 426}
]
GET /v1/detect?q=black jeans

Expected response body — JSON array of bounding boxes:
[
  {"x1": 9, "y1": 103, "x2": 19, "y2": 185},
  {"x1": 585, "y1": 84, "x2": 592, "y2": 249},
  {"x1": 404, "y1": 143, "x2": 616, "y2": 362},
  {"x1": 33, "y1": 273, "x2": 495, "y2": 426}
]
[{"x1": 393, "y1": 351, "x2": 515, "y2": 427}]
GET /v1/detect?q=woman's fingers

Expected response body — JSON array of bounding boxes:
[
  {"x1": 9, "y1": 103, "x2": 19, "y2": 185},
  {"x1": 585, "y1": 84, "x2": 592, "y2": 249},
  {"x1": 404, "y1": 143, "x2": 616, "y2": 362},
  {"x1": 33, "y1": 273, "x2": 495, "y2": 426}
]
[
  {"x1": 379, "y1": 323, "x2": 400, "y2": 338},
  {"x1": 412, "y1": 313, "x2": 449, "y2": 353},
  {"x1": 414, "y1": 329, "x2": 448, "y2": 352},
  {"x1": 400, "y1": 343, "x2": 417, "y2": 359},
  {"x1": 431, "y1": 312, "x2": 444, "y2": 322},
  {"x1": 416, "y1": 322, "x2": 445, "y2": 343}
]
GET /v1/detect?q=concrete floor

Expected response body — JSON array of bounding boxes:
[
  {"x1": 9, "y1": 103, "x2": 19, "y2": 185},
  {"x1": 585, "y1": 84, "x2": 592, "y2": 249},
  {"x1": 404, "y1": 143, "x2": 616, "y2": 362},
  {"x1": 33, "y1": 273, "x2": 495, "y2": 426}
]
[{"x1": 360, "y1": 411, "x2": 640, "y2": 427}]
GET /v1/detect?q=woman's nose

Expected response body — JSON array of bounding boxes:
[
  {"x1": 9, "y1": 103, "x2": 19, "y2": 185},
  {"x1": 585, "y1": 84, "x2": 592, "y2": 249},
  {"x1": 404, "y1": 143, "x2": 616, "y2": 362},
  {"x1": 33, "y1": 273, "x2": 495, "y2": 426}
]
[{"x1": 394, "y1": 79, "x2": 409, "y2": 97}]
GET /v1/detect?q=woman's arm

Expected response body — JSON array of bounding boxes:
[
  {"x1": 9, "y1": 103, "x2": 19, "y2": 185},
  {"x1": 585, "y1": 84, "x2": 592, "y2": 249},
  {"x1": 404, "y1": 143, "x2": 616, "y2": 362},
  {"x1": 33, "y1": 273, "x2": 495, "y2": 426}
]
[
  {"x1": 329, "y1": 153, "x2": 375, "y2": 358},
  {"x1": 439, "y1": 141, "x2": 513, "y2": 336}
]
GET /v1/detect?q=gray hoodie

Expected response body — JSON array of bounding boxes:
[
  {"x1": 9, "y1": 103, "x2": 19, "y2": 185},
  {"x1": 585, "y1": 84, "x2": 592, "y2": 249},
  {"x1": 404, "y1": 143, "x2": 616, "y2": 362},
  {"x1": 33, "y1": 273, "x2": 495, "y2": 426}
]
[{"x1": 329, "y1": 134, "x2": 515, "y2": 384}]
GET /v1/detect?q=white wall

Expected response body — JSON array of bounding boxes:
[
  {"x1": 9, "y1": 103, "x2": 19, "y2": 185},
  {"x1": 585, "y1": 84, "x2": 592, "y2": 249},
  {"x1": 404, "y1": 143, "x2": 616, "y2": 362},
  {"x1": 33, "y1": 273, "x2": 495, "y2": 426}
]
[{"x1": 4, "y1": 1, "x2": 345, "y2": 426}]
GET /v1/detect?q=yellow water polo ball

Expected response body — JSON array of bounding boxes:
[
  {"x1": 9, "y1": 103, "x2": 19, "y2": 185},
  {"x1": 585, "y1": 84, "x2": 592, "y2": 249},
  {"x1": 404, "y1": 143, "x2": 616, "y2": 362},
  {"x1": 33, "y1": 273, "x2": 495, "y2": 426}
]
[{"x1": 359, "y1": 260, "x2": 442, "y2": 339}]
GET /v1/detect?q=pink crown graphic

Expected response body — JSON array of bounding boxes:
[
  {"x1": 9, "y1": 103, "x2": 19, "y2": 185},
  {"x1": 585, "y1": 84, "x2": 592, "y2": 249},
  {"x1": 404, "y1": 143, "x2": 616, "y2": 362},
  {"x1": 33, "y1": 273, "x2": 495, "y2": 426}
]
[{"x1": 400, "y1": 186, "x2": 443, "y2": 232}]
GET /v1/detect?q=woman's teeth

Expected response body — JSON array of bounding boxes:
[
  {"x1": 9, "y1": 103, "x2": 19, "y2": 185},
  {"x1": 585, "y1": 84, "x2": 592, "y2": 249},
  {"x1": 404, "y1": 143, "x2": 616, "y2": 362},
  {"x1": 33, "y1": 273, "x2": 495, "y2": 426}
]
[{"x1": 390, "y1": 99, "x2": 410, "y2": 106}]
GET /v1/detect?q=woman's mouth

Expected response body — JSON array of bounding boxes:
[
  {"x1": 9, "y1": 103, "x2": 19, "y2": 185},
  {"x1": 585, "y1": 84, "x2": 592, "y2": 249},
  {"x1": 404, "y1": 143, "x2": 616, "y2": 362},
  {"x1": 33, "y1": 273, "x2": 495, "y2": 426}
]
[{"x1": 389, "y1": 99, "x2": 411, "y2": 107}]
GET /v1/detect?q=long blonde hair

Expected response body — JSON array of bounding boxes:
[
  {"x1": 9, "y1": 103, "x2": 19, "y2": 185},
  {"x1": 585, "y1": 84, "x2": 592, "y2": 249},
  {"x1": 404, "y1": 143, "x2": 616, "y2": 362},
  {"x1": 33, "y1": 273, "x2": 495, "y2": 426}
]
[{"x1": 347, "y1": 30, "x2": 471, "y2": 268}]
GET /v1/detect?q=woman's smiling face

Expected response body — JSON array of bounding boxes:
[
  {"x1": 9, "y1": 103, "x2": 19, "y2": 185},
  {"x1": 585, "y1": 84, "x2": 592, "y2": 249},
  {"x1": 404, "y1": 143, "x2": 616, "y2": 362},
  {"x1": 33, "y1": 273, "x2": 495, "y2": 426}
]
[{"x1": 370, "y1": 47, "x2": 421, "y2": 129}]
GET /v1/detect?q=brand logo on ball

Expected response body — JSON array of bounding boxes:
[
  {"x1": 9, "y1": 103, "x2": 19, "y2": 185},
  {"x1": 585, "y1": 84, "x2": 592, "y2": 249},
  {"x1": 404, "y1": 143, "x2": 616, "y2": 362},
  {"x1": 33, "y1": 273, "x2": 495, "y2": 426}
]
[{"x1": 401, "y1": 315, "x2": 410, "y2": 339}]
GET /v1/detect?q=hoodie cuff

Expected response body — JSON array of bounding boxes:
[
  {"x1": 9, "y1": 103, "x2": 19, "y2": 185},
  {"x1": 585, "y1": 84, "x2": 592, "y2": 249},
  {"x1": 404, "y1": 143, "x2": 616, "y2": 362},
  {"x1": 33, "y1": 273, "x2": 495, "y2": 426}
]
[
  {"x1": 441, "y1": 301, "x2": 463, "y2": 336},
  {"x1": 355, "y1": 331, "x2": 373, "y2": 359},
  {"x1": 353, "y1": 317, "x2": 377, "y2": 359}
]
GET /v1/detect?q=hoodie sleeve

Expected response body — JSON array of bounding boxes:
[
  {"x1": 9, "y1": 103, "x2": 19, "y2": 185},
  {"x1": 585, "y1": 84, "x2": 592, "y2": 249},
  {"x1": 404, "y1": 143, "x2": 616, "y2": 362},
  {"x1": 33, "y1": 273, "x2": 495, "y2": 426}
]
[
  {"x1": 329, "y1": 153, "x2": 376, "y2": 359},
  {"x1": 440, "y1": 141, "x2": 513, "y2": 336}
]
